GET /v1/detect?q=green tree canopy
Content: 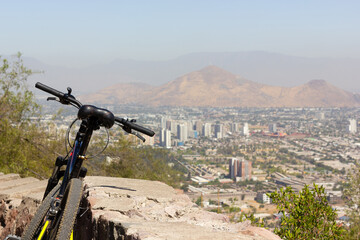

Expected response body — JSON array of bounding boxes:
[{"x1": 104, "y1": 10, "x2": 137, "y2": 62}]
[
  {"x1": 101, "y1": 137, "x2": 183, "y2": 188},
  {"x1": 343, "y1": 163, "x2": 360, "y2": 239},
  {"x1": 0, "y1": 53, "x2": 37, "y2": 122},
  {"x1": 269, "y1": 184, "x2": 344, "y2": 239},
  {"x1": 0, "y1": 54, "x2": 60, "y2": 177}
]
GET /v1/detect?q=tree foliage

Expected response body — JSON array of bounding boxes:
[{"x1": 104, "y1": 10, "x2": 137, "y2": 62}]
[
  {"x1": 0, "y1": 54, "x2": 62, "y2": 177},
  {"x1": 269, "y1": 184, "x2": 344, "y2": 240},
  {"x1": 97, "y1": 136, "x2": 184, "y2": 188},
  {"x1": 0, "y1": 53, "x2": 37, "y2": 122},
  {"x1": 343, "y1": 163, "x2": 360, "y2": 239}
]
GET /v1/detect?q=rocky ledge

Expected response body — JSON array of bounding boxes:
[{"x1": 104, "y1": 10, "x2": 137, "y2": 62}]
[{"x1": 0, "y1": 174, "x2": 280, "y2": 240}]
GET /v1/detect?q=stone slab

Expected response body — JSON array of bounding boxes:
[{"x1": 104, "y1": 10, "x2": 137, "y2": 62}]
[
  {"x1": 85, "y1": 176, "x2": 177, "y2": 201},
  {"x1": 93, "y1": 211, "x2": 259, "y2": 240},
  {"x1": 84, "y1": 176, "x2": 281, "y2": 240},
  {"x1": 0, "y1": 177, "x2": 39, "y2": 191},
  {"x1": 0, "y1": 180, "x2": 47, "y2": 199},
  {"x1": 0, "y1": 174, "x2": 20, "y2": 182},
  {"x1": 26, "y1": 191, "x2": 46, "y2": 202}
]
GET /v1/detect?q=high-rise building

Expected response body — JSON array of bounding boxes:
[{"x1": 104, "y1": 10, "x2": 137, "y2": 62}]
[
  {"x1": 187, "y1": 121, "x2": 194, "y2": 135},
  {"x1": 159, "y1": 128, "x2": 165, "y2": 146},
  {"x1": 195, "y1": 121, "x2": 203, "y2": 135},
  {"x1": 229, "y1": 158, "x2": 238, "y2": 180},
  {"x1": 177, "y1": 123, "x2": 188, "y2": 142},
  {"x1": 239, "y1": 159, "x2": 252, "y2": 181},
  {"x1": 160, "y1": 117, "x2": 167, "y2": 129},
  {"x1": 203, "y1": 123, "x2": 212, "y2": 137},
  {"x1": 215, "y1": 124, "x2": 223, "y2": 139},
  {"x1": 230, "y1": 123, "x2": 238, "y2": 133},
  {"x1": 160, "y1": 128, "x2": 172, "y2": 148},
  {"x1": 164, "y1": 129, "x2": 171, "y2": 148},
  {"x1": 242, "y1": 123, "x2": 250, "y2": 137},
  {"x1": 166, "y1": 120, "x2": 171, "y2": 130},
  {"x1": 349, "y1": 119, "x2": 357, "y2": 134},
  {"x1": 166, "y1": 120, "x2": 177, "y2": 134},
  {"x1": 229, "y1": 158, "x2": 252, "y2": 181}
]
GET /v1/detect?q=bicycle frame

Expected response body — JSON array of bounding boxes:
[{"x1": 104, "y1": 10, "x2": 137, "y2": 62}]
[{"x1": 36, "y1": 118, "x2": 98, "y2": 238}]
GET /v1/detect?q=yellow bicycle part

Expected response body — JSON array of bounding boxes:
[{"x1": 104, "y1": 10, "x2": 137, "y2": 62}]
[
  {"x1": 37, "y1": 220, "x2": 49, "y2": 240},
  {"x1": 36, "y1": 220, "x2": 74, "y2": 240}
]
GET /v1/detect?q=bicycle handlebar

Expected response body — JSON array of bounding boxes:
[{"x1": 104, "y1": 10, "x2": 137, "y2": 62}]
[
  {"x1": 36, "y1": 82, "x2": 65, "y2": 99},
  {"x1": 35, "y1": 82, "x2": 155, "y2": 137},
  {"x1": 35, "y1": 82, "x2": 82, "y2": 108},
  {"x1": 115, "y1": 117, "x2": 155, "y2": 137}
]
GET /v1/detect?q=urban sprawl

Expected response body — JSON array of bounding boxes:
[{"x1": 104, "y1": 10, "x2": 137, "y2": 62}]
[{"x1": 40, "y1": 103, "x2": 360, "y2": 227}]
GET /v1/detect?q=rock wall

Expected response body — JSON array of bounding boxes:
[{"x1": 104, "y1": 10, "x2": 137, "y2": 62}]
[
  {"x1": 0, "y1": 174, "x2": 281, "y2": 240},
  {"x1": 0, "y1": 198, "x2": 39, "y2": 239},
  {"x1": 79, "y1": 176, "x2": 280, "y2": 240},
  {"x1": 0, "y1": 173, "x2": 46, "y2": 239}
]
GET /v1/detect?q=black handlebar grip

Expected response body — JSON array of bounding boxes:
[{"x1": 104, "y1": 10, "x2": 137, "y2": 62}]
[
  {"x1": 128, "y1": 121, "x2": 155, "y2": 137},
  {"x1": 115, "y1": 117, "x2": 155, "y2": 137},
  {"x1": 35, "y1": 82, "x2": 65, "y2": 99}
]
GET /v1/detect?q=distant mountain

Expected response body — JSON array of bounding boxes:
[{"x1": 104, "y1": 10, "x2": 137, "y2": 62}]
[
  {"x1": 82, "y1": 66, "x2": 360, "y2": 107},
  {"x1": 266, "y1": 79, "x2": 360, "y2": 107},
  {"x1": 24, "y1": 51, "x2": 360, "y2": 94}
]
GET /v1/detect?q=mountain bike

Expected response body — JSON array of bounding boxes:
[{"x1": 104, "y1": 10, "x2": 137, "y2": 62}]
[{"x1": 13, "y1": 82, "x2": 155, "y2": 240}]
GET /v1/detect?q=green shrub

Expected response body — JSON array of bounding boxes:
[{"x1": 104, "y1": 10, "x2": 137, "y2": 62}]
[{"x1": 269, "y1": 184, "x2": 344, "y2": 239}]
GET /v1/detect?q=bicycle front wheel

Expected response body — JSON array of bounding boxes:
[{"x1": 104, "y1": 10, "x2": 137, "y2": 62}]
[
  {"x1": 22, "y1": 183, "x2": 61, "y2": 240},
  {"x1": 55, "y1": 178, "x2": 83, "y2": 240}
]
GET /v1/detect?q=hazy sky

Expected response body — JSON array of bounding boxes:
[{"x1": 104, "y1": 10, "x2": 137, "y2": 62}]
[{"x1": 2, "y1": 0, "x2": 360, "y2": 67}]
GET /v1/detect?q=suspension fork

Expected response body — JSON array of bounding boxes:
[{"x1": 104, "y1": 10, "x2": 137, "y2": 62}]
[{"x1": 43, "y1": 156, "x2": 67, "y2": 200}]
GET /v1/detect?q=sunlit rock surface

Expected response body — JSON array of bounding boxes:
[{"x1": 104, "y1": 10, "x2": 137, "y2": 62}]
[
  {"x1": 82, "y1": 176, "x2": 281, "y2": 240},
  {"x1": 0, "y1": 173, "x2": 281, "y2": 240}
]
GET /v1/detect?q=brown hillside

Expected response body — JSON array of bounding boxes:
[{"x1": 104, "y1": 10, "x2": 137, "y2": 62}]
[
  {"x1": 141, "y1": 66, "x2": 269, "y2": 107},
  {"x1": 83, "y1": 66, "x2": 360, "y2": 107}
]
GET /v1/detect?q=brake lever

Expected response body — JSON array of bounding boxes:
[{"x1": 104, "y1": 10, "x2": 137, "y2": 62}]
[
  {"x1": 116, "y1": 123, "x2": 146, "y2": 142},
  {"x1": 132, "y1": 132, "x2": 146, "y2": 142},
  {"x1": 47, "y1": 95, "x2": 72, "y2": 105},
  {"x1": 47, "y1": 97, "x2": 60, "y2": 102}
]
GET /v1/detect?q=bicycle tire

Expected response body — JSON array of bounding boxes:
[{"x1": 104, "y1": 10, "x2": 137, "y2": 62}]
[
  {"x1": 55, "y1": 178, "x2": 83, "y2": 240},
  {"x1": 22, "y1": 183, "x2": 61, "y2": 240}
]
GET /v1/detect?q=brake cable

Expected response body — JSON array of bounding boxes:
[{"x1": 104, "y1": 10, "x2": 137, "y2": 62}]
[{"x1": 65, "y1": 118, "x2": 110, "y2": 159}]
